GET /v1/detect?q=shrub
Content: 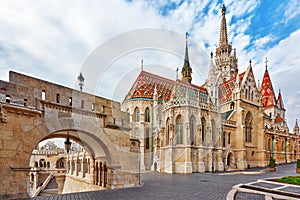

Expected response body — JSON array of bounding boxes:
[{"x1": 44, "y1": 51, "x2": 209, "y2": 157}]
[
  {"x1": 269, "y1": 157, "x2": 276, "y2": 168},
  {"x1": 297, "y1": 159, "x2": 300, "y2": 168}
]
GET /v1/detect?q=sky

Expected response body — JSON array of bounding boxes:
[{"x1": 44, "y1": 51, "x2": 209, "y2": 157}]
[{"x1": 0, "y1": 0, "x2": 299, "y2": 129}]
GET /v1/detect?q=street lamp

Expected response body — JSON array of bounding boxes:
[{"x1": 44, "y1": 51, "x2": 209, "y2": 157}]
[
  {"x1": 271, "y1": 135, "x2": 275, "y2": 158},
  {"x1": 78, "y1": 72, "x2": 85, "y2": 92},
  {"x1": 64, "y1": 133, "x2": 72, "y2": 153}
]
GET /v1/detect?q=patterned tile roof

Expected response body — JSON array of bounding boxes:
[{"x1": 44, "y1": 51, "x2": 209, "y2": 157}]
[
  {"x1": 124, "y1": 70, "x2": 207, "y2": 102},
  {"x1": 219, "y1": 72, "x2": 245, "y2": 103},
  {"x1": 277, "y1": 90, "x2": 285, "y2": 110},
  {"x1": 261, "y1": 68, "x2": 276, "y2": 108}
]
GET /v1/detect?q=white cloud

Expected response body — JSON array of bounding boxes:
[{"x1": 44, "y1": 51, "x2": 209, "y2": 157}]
[
  {"x1": 284, "y1": 0, "x2": 300, "y2": 24},
  {"x1": 253, "y1": 34, "x2": 275, "y2": 49},
  {"x1": 0, "y1": 0, "x2": 298, "y2": 128}
]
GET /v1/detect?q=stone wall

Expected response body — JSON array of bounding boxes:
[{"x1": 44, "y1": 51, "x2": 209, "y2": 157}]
[
  {"x1": 62, "y1": 175, "x2": 103, "y2": 194},
  {"x1": 0, "y1": 71, "x2": 139, "y2": 198}
]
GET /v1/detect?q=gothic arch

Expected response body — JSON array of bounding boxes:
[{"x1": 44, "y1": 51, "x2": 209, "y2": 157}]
[
  {"x1": 165, "y1": 117, "x2": 170, "y2": 146},
  {"x1": 226, "y1": 152, "x2": 236, "y2": 168},
  {"x1": 176, "y1": 115, "x2": 183, "y2": 144},
  {"x1": 190, "y1": 115, "x2": 196, "y2": 145},
  {"x1": 245, "y1": 111, "x2": 252, "y2": 143},
  {"x1": 201, "y1": 117, "x2": 206, "y2": 144},
  {"x1": 133, "y1": 107, "x2": 140, "y2": 122},
  {"x1": 144, "y1": 107, "x2": 150, "y2": 122}
]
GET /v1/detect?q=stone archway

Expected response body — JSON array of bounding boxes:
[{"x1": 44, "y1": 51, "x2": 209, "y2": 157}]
[
  {"x1": 226, "y1": 152, "x2": 236, "y2": 169},
  {"x1": 0, "y1": 104, "x2": 139, "y2": 199}
]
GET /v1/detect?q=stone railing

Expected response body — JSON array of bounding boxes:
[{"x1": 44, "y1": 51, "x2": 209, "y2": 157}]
[
  {"x1": 32, "y1": 173, "x2": 54, "y2": 197},
  {"x1": 222, "y1": 120, "x2": 236, "y2": 127}
]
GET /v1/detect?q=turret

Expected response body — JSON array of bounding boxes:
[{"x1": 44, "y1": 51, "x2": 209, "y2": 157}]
[
  {"x1": 294, "y1": 119, "x2": 299, "y2": 134},
  {"x1": 181, "y1": 32, "x2": 192, "y2": 83}
]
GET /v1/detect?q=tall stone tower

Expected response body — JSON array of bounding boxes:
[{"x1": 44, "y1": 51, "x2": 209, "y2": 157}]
[
  {"x1": 181, "y1": 32, "x2": 192, "y2": 83},
  {"x1": 215, "y1": 4, "x2": 238, "y2": 82}
]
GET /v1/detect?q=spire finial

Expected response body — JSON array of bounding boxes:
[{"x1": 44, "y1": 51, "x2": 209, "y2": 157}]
[
  {"x1": 141, "y1": 59, "x2": 144, "y2": 71},
  {"x1": 78, "y1": 72, "x2": 85, "y2": 92},
  {"x1": 176, "y1": 68, "x2": 179, "y2": 80},
  {"x1": 219, "y1": 4, "x2": 228, "y2": 46},
  {"x1": 265, "y1": 57, "x2": 268, "y2": 69},
  {"x1": 186, "y1": 32, "x2": 188, "y2": 45},
  {"x1": 249, "y1": 59, "x2": 252, "y2": 66},
  {"x1": 222, "y1": 4, "x2": 226, "y2": 15},
  {"x1": 210, "y1": 52, "x2": 213, "y2": 59}
]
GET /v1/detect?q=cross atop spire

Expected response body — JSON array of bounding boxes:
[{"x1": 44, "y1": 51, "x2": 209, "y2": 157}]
[
  {"x1": 141, "y1": 59, "x2": 144, "y2": 71},
  {"x1": 265, "y1": 57, "x2": 268, "y2": 69},
  {"x1": 219, "y1": 4, "x2": 228, "y2": 46}
]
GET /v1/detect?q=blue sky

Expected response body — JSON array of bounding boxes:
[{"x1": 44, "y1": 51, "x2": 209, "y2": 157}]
[{"x1": 0, "y1": 0, "x2": 299, "y2": 129}]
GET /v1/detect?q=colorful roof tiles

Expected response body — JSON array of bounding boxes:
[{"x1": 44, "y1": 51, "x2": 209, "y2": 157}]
[
  {"x1": 219, "y1": 72, "x2": 245, "y2": 103},
  {"x1": 261, "y1": 68, "x2": 276, "y2": 108},
  {"x1": 124, "y1": 70, "x2": 207, "y2": 102}
]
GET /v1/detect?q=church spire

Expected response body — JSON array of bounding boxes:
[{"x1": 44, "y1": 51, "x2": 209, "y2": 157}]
[
  {"x1": 277, "y1": 88, "x2": 285, "y2": 110},
  {"x1": 219, "y1": 4, "x2": 228, "y2": 46},
  {"x1": 181, "y1": 32, "x2": 192, "y2": 83},
  {"x1": 294, "y1": 119, "x2": 299, "y2": 134},
  {"x1": 215, "y1": 4, "x2": 238, "y2": 82},
  {"x1": 261, "y1": 60, "x2": 276, "y2": 108}
]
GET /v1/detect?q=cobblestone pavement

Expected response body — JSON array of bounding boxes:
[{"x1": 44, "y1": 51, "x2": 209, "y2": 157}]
[{"x1": 23, "y1": 163, "x2": 298, "y2": 200}]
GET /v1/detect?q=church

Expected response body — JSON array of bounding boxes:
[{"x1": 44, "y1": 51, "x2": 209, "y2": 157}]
[{"x1": 121, "y1": 4, "x2": 299, "y2": 173}]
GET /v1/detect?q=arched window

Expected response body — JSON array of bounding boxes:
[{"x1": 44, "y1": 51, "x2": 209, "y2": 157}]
[
  {"x1": 245, "y1": 112, "x2": 252, "y2": 142},
  {"x1": 248, "y1": 86, "x2": 251, "y2": 100},
  {"x1": 282, "y1": 141, "x2": 284, "y2": 152},
  {"x1": 251, "y1": 91, "x2": 254, "y2": 101},
  {"x1": 228, "y1": 133, "x2": 231, "y2": 144},
  {"x1": 166, "y1": 118, "x2": 170, "y2": 146},
  {"x1": 56, "y1": 158, "x2": 64, "y2": 169},
  {"x1": 176, "y1": 115, "x2": 183, "y2": 144},
  {"x1": 245, "y1": 89, "x2": 248, "y2": 100},
  {"x1": 190, "y1": 116, "x2": 195, "y2": 145},
  {"x1": 134, "y1": 107, "x2": 140, "y2": 122},
  {"x1": 201, "y1": 117, "x2": 206, "y2": 144},
  {"x1": 145, "y1": 128, "x2": 150, "y2": 149},
  {"x1": 145, "y1": 107, "x2": 150, "y2": 122}
]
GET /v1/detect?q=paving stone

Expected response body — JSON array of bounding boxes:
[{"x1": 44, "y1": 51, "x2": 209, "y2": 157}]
[{"x1": 23, "y1": 163, "x2": 298, "y2": 200}]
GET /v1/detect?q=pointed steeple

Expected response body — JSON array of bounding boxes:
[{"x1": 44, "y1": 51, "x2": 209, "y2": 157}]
[
  {"x1": 207, "y1": 52, "x2": 217, "y2": 84},
  {"x1": 261, "y1": 60, "x2": 276, "y2": 108},
  {"x1": 294, "y1": 119, "x2": 299, "y2": 134},
  {"x1": 219, "y1": 4, "x2": 228, "y2": 46},
  {"x1": 181, "y1": 32, "x2": 192, "y2": 83},
  {"x1": 215, "y1": 4, "x2": 238, "y2": 82},
  {"x1": 277, "y1": 89, "x2": 285, "y2": 110}
]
